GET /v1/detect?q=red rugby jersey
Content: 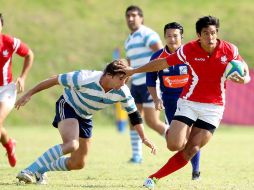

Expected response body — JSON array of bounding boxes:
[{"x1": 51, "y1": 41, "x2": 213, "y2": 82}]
[
  {"x1": 166, "y1": 39, "x2": 242, "y2": 105},
  {"x1": 0, "y1": 34, "x2": 29, "y2": 86}
]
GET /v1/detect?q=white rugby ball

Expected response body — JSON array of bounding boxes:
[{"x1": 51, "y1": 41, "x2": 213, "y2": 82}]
[{"x1": 225, "y1": 60, "x2": 245, "y2": 79}]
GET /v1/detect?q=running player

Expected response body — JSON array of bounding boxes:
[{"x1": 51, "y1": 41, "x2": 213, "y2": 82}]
[
  {"x1": 146, "y1": 22, "x2": 201, "y2": 180},
  {"x1": 15, "y1": 59, "x2": 156, "y2": 185},
  {"x1": 0, "y1": 13, "x2": 34, "y2": 167},
  {"x1": 117, "y1": 15, "x2": 251, "y2": 189}
]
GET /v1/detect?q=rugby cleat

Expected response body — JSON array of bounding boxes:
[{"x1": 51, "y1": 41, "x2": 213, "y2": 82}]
[
  {"x1": 35, "y1": 172, "x2": 48, "y2": 185},
  {"x1": 192, "y1": 171, "x2": 201, "y2": 180},
  {"x1": 16, "y1": 170, "x2": 34, "y2": 184},
  {"x1": 143, "y1": 177, "x2": 157, "y2": 189},
  {"x1": 128, "y1": 156, "x2": 142, "y2": 164}
]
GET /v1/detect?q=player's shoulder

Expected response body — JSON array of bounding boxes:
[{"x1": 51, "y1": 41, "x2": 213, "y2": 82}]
[
  {"x1": 218, "y1": 39, "x2": 239, "y2": 58},
  {"x1": 79, "y1": 70, "x2": 102, "y2": 77},
  {"x1": 77, "y1": 70, "x2": 102, "y2": 83},
  {"x1": 151, "y1": 48, "x2": 164, "y2": 60},
  {"x1": 1, "y1": 34, "x2": 14, "y2": 44},
  {"x1": 219, "y1": 39, "x2": 238, "y2": 51},
  {"x1": 139, "y1": 25, "x2": 158, "y2": 35},
  {"x1": 118, "y1": 84, "x2": 132, "y2": 97}
]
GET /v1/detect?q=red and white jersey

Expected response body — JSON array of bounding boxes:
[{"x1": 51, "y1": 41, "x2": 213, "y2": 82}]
[
  {"x1": 0, "y1": 34, "x2": 29, "y2": 86},
  {"x1": 166, "y1": 39, "x2": 242, "y2": 105}
]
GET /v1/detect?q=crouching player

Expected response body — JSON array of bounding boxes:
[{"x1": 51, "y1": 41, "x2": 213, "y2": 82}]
[{"x1": 15, "y1": 59, "x2": 156, "y2": 184}]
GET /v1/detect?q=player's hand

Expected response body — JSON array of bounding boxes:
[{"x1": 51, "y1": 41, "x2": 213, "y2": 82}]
[
  {"x1": 228, "y1": 73, "x2": 245, "y2": 84},
  {"x1": 15, "y1": 77, "x2": 25, "y2": 93},
  {"x1": 154, "y1": 98, "x2": 164, "y2": 111},
  {"x1": 116, "y1": 61, "x2": 135, "y2": 77},
  {"x1": 142, "y1": 138, "x2": 157, "y2": 155},
  {"x1": 15, "y1": 93, "x2": 31, "y2": 110}
]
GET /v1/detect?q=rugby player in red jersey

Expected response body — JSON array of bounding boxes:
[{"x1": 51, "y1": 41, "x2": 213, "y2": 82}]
[
  {"x1": 0, "y1": 13, "x2": 34, "y2": 167},
  {"x1": 117, "y1": 15, "x2": 251, "y2": 188}
]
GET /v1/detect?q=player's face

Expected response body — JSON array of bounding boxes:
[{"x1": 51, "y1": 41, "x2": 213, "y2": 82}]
[
  {"x1": 111, "y1": 74, "x2": 127, "y2": 90},
  {"x1": 164, "y1": 29, "x2": 182, "y2": 52},
  {"x1": 125, "y1": 10, "x2": 143, "y2": 33},
  {"x1": 198, "y1": 25, "x2": 218, "y2": 52}
]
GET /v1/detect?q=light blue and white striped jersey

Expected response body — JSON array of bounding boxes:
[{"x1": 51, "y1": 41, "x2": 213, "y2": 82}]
[
  {"x1": 58, "y1": 70, "x2": 137, "y2": 119},
  {"x1": 125, "y1": 25, "x2": 161, "y2": 85}
]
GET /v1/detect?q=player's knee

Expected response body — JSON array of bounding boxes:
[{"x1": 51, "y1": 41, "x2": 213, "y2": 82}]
[
  {"x1": 66, "y1": 140, "x2": 79, "y2": 152},
  {"x1": 167, "y1": 142, "x2": 184, "y2": 151}
]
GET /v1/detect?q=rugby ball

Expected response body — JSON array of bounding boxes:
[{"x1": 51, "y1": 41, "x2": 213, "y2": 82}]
[{"x1": 225, "y1": 60, "x2": 245, "y2": 79}]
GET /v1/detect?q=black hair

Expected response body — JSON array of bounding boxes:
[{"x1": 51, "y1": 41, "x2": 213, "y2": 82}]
[
  {"x1": 164, "y1": 22, "x2": 184, "y2": 36},
  {"x1": 103, "y1": 60, "x2": 126, "y2": 76},
  {"x1": 0, "y1": 13, "x2": 4, "y2": 26},
  {"x1": 125, "y1": 5, "x2": 143, "y2": 17},
  {"x1": 196, "y1": 15, "x2": 220, "y2": 34}
]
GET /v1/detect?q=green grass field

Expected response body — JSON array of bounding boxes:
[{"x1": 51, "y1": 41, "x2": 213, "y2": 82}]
[{"x1": 0, "y1": 125, "x2": 253, "y2": 190}]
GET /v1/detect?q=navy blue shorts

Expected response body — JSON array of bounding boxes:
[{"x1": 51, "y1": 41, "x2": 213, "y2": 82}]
[
  {"x1": 52, "y1": 96, "x2": 93, "y2": 138},
  {"x1": 130, "y1": 84, "x2": 153, "y2": 104}
]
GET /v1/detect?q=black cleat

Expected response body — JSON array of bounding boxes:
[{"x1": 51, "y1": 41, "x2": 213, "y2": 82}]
[{"x1": 192, "y1": 171, "x2": 200, "y2": 180}]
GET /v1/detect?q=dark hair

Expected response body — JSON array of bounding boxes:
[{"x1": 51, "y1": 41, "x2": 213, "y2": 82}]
[
  {"x1": 103, "y1": 60, "x2": 126, "y2": 76},
  {"x1": 164, "y1": 22, "x2": 184, "y2": 36},
  {"x1": 125, "y1": 5, "x2": 143, "y2": 17},
  {"x1": 196, "y1": 15, "x2": 220, "y2": 34},
  {"x1": 0, "y1": 13, "x2": 3, "y2": 26}
]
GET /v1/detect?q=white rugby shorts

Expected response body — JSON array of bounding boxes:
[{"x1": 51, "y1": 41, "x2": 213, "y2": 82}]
[
  {"x1": 0, "y1": 82, "x2": 17, "y2": 108},
  {"x1": 175, "y1": 98, "x2": 225, "y2": 128}
]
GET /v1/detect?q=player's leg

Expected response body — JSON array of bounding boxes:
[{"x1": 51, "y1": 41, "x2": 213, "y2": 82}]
[
  {"x1": 143, "y1": 83, "x2": 166, "y2": 136},
  {"x1": 0, "y1": 83, "x2": 17, "y2": 167},
  {"x1": 144, "y1": 99, "x2": 197, "y2": 187},
  {"x1": 143, "y1": 106, "x2": 166, "y2": 136},
  {"x1": 147, "y1": 120, "x2": 190, "y2": 180},
  {"x1": 164, "y1": 99, "x2": 201, "y2": 179},
  {"x1": 66, "y1": 137, "x2": 90, "y2": 170},
  {"x1": 129, "y1": 103, "x2": 143, "y2": 163},
  {"x1": 16, "y1": 118, "x2": 79, "y2": 183},
  {"x1": 144, "y1": 100, "x2": 222, "y2": 188},
  {"x1": 144, "y1": 125, "x2": 213, "y2": 190},
  {"x1": 129, "y1": 84, "x2": 143, "y2": 163}
]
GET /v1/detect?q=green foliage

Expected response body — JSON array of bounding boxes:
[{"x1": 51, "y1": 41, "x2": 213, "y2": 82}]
[
  {"x1": 1, "y1": 0, "x2": 254, "y2": 125},
  {"x1": 0, "y1": 125, "x2": 254, "y2": 189}
]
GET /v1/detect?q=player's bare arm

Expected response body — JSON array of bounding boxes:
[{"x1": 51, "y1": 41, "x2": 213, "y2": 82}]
[
  {"x1": 15, "y1": 75, "x2": 59, "y2": 110},
  {"x1": 117, "y1": 58, "x2": 169, "y2": 77},
  {"x1": 16, "y1": 49, "x2": 34, "y2": 93},
  {"x1": 134, "y1": 123, "x2": 157, "y2": 155}
]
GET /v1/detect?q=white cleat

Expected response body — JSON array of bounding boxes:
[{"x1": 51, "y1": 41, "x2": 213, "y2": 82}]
[
  {"x1": 16, "y1": 170, "x2": 34, "y2": 184},
  {"x1": 143, "y1": 178, "x2": 156, "y2": 189},
  {"x1": 35, "y1": 172, "x2": 48, "y2": 185}
]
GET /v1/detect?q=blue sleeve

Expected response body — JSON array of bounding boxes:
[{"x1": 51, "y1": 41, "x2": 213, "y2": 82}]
[{"x1": 146, "y1": 50, "x2": 162, "y2": 87}]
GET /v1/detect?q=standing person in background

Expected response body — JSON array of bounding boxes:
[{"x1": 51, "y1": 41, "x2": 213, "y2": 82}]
[
  {"x1": 124, "y1": 5, "x2": 166, "y2": 164},
  {"x1": 146, "y1": 22, "x2": 201, "y2": 180},
  {"x1": 117, "y1": 15, "x2": 250, "y2": 189},
  {"x1": 0, "y1": 13, "x2": 34, "y2": 167}
]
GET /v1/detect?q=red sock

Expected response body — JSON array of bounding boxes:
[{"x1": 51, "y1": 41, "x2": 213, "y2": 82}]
[
  {"x1": 3, "y1": 139, "x2": 13, "y2": 153},
  {"x1": 149, "y1": 151, "x2": 188, "y2": 179}
]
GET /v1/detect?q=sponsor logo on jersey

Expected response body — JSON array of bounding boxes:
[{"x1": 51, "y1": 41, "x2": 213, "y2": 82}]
[
  {"x1": 194, "y1": 57, "x2": 205, "y2": 62},
  {"x1": 162, "y1": 74, "x2": 189, "y2": 88},
  {"x1": 179, "y1": 66, "x2": 188, "y2": 75},
  {"x1": 221, "y1": 55, "x2": 227, "y2": 64},
  {"x1": 2, "y1": 50, "x2": 9, "y2": 57}
]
